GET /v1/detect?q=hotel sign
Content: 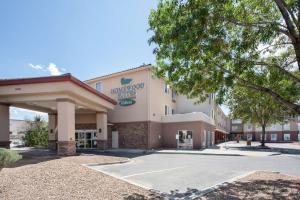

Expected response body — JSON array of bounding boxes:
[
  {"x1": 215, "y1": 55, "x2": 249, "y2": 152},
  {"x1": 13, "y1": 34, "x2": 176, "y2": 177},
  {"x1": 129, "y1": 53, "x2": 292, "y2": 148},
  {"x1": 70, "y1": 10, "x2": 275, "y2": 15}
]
[{"x1": 111, "y1": 78, "x2": 144, "y2": 106}]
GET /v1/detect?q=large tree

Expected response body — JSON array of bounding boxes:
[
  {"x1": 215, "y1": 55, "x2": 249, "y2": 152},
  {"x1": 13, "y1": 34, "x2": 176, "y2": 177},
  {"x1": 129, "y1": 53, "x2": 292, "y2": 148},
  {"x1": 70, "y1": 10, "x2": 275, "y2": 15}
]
[
  {"x1": 228, "y1": 85, "x2": 289, "y2": 146},
  {"x1": 149, "y1": 0, "x2": 300, "y2": 113}
]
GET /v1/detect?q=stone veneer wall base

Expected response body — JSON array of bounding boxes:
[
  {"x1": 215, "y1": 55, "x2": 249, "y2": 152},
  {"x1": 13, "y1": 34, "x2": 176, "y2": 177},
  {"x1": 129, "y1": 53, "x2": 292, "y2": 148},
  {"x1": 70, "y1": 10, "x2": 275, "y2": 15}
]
[
  {"x1": 57, "y1": 141, "x2": 76, "y2": 156},
  {"x1": 48, "y1": 140, "x2": 57, "y2": 150}
]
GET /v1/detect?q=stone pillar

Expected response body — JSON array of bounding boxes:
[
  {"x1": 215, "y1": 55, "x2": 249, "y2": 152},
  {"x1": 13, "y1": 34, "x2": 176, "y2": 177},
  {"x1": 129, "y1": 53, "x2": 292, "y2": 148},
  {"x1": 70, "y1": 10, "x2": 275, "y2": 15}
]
[
  {"x1": 57, "y1": 100, "x2": 76, "y2": 156},
  {"x1": 48, "y1": 113, "x2": 57, "y2": 150},
  {"x1": 96, "y1": 112, "x2": 108, "y2": 149},
  {"x1": 0, "y1": 104, "x2": 10, "y2": 148}
]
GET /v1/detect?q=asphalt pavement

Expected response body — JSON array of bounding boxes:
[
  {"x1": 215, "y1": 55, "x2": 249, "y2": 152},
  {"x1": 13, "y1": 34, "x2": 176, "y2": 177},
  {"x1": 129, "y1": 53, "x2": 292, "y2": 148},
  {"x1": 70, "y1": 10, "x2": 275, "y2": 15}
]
[{"x1": 86, "y1": 153, "x2": 300, "y2": 196}]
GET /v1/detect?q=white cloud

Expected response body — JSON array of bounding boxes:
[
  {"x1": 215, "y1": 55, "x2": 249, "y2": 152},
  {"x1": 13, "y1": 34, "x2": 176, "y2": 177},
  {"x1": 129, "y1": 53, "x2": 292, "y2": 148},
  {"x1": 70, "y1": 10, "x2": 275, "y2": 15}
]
[
  {"x1": 28, "y1": 63, "x2": 43, "y2": 70},
  {"x1": 28, "y1": 62, "x2": 66, "y2": 76},
  {"x1": 47, "y1": 63, "x2": 62, "y2": 76}
]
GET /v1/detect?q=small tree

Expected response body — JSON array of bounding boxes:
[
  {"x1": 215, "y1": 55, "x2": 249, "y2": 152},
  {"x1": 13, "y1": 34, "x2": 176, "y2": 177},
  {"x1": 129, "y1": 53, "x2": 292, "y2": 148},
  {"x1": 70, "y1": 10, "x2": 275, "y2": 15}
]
[
  {"x1": 24, "y1": 115, "x2": 48, "y2": 147},
  {"x1": 228, "y1": 86, "x2": 289, "y2": 146}
]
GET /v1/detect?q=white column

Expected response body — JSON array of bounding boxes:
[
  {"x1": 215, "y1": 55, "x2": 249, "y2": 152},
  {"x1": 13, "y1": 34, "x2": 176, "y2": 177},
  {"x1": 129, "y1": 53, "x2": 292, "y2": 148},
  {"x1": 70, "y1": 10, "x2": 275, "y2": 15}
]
[
  {"x1": 57, "y1": 100, "x2": 75, "y2": 155},
  {"x1": 0, "y1": 104, "x2": 10, "y2": 148},
  {"x1": 48, "y1": 113, "x2": 57, "y2": 150}
]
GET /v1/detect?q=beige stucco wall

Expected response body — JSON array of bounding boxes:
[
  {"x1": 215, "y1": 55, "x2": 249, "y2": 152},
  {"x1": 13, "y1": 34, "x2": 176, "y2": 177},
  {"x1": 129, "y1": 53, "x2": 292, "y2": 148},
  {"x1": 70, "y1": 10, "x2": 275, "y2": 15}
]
[
  {"x1": 75, "y1": 113, "x2": 96, "y2": 124},
  {"x1": 86, "y1": 68, "x2": 150, "y2": 123},
  {"x1": 149, "y1": 75, "x2": 176, "y2": 122}
]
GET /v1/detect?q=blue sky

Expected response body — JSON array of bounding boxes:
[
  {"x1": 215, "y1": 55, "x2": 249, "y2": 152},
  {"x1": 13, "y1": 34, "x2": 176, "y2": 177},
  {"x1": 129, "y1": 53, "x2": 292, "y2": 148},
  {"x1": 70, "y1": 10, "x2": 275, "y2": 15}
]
[{"x1": 0, "y1": 0, "x2": 229, "y2": 120}]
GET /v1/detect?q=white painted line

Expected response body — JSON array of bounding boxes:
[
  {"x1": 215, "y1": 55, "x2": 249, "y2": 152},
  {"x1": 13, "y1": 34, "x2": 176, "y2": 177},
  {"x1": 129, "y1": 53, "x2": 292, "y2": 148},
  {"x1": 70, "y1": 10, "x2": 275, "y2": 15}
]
[
  {"x1": 121, "y1": 166, "x2": 185, "y2": 179},
  {"x1": 83, "y1": 164, "x2": 152, "y2": 190}
]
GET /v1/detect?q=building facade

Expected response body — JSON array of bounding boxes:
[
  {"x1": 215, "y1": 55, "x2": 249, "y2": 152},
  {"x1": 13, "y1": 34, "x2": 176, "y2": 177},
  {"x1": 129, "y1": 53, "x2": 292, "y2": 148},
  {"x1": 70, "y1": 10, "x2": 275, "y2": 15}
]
[
  {"x1": 0, "y1": 64, "x2": 229, "y2": 154},
  {"x1": 83, "y1": 65, "x2": 229, "y2": 149},
  {"x1": 230, "y1": 118, "x2": 300, "y2": 142}
]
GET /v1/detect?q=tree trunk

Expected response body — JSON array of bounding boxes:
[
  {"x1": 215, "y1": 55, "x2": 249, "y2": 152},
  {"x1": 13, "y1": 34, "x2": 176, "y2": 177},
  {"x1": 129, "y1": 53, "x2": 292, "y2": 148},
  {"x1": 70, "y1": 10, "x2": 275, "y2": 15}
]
[{"x1": 261, "y1": 124, "x2": 266, "y2": 147}]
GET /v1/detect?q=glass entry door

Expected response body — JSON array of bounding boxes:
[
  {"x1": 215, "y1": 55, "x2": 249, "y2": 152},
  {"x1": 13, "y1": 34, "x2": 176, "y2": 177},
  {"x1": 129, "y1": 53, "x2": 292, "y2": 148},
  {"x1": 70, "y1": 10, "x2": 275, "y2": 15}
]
[
  {"x1": 75, "y1": 130, "x2": 98, "y2": 149},
  {"x1": 177, "y1": 130, "x2": 193, "y2": 149}
]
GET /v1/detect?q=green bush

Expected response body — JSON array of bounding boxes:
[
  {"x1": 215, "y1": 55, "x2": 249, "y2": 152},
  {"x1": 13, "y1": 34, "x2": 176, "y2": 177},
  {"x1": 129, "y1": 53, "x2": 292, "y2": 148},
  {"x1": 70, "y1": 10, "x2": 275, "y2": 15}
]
[
  {"x1": 24, "y1": 115, "x2": 48, "y2": 147},
  {"x1": 0, "y1": 148, "x2": 22, "y2": 170}
]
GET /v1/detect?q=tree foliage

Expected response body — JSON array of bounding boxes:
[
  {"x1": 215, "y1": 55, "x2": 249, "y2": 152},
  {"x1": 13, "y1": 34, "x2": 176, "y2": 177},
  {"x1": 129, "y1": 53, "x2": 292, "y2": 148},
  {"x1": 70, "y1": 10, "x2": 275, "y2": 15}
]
[
  {"x1": 149, "y1": 0, "x2": 300, "y2": 113},
  {"x1": 24, "y1": 115, "x2": 48, "y2": 147},
  {"x1": 228, "y1": 85, "x2": 291, "y2": 145}
]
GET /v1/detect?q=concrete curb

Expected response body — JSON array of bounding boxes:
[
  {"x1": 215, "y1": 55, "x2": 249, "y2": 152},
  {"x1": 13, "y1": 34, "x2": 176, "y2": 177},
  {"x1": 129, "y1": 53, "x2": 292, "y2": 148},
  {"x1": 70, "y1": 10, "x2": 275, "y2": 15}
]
[
  {"x1": 83, "y1": 158, "x2": 131, "y2": 167},
  {"x1": 152, "y1": 151, "x2": 243, "y2": 157}
]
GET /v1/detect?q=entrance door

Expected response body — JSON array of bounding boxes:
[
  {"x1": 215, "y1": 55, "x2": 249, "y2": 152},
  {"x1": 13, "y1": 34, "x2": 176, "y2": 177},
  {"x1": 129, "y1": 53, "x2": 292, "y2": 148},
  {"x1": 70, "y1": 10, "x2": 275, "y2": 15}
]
[
  {"x1": 112, "y1": 131, "x2": 119, "y2": 149},
  {"x1": 177, "y1": 130, "x2": 193, "y2": 149},
  {"x1": 298, "y1": 134, "x2": 300, "y2": 142},
  {"x1": 75, "y1": 130, "x2": 97, "y2": 149}
]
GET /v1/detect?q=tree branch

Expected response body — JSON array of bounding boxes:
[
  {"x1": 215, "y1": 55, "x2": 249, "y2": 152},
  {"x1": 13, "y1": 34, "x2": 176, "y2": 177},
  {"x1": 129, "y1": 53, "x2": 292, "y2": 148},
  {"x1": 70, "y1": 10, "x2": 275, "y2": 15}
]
[
  {"x1": 255, "y1": 60, "x2": 300, "y2": 83},
  {"x1": 273, "y1": 0, "x2": 298, "y2": 40},
  {"x1": 237, "y1": 78, "x2": 300, "y2": 114}
]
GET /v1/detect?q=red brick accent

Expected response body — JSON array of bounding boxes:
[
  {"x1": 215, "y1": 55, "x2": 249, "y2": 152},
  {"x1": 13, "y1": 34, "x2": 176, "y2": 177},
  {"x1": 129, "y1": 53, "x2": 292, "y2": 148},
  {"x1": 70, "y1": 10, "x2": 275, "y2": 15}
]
[
  {"x1": 148, "y1": 121, "x2": 163, "y2": 149},
  {"x1": 57, "y1": 141, "x2": 76, "y2": 156},
  {"x1": 0, "y1": 141, "x2": 11, "y2": 149},
  {"x1": 112, "y1": 122, "x2": 148, "y2": 149}
]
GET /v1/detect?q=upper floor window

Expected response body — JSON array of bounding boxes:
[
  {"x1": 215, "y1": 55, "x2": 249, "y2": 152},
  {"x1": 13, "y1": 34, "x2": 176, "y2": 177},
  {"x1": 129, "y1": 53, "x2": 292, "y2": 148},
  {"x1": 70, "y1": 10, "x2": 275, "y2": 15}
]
[
  {"x1": 95, "y1": 82, "x2": 102, "y2": 92},
  {"x1": 172, "y1": 90, "x2": 176, "y2": 102},
  {"x1": 164, "y1": 84, "x2": 170, "y2": 94},
  {"x1": 283, "y1": 122, "x2": 290, "y2": 131}
]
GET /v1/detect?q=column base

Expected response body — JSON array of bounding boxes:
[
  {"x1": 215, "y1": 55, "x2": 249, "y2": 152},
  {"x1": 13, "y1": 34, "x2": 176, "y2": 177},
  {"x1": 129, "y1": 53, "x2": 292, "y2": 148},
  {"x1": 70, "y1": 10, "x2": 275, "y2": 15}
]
[
  {"x1": 97, "y1": 140, "x2": 108, "y2": 150},
  {"x1": 57, "y1": 141, "x2": 76, "y2": 156},
  {"x1": 48, "y1": 140, "x2": 57, "y2": 150},
  {"x1": 0, "y1": 141, "x2": 11, "y2": 149}
]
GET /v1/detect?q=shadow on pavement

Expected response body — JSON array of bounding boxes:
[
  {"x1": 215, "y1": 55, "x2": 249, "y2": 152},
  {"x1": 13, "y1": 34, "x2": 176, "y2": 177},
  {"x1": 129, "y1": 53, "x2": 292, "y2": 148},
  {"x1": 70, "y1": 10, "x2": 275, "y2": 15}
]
[
  {"x1": 200, "y1": 178, "x2": 300, "y2": 200},
  {"x1": 123, "y1": 178, "x2": 300, "y2": 200}
]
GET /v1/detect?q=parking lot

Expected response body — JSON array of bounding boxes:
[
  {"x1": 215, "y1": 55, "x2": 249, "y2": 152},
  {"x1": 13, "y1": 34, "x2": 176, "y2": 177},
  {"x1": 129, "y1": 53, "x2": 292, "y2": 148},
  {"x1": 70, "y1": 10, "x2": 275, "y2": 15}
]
[{"x1": 87, "y1": 153, "x2": 300, "y2": 196}]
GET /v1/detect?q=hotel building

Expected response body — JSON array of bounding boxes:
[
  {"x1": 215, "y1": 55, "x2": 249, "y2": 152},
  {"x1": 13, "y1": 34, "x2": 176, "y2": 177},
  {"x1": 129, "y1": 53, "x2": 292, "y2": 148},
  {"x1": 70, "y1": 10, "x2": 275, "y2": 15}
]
[
  {"x1": 0, "y1": 64, "x2": 229, "y2": 155},
  {"x1": 230, "y1": 118, "x2": 300, "y2": 142}
]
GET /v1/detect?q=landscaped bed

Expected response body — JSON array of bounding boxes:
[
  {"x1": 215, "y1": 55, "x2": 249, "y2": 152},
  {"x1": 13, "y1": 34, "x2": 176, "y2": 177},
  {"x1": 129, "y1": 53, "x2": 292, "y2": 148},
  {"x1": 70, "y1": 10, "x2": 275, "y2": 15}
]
[
  {"x1": 199, "y1": 171, "x2": 300, "y2": 200},
  {"x1": 0, "y1": 153, "x2": 162, "y2": 200}
]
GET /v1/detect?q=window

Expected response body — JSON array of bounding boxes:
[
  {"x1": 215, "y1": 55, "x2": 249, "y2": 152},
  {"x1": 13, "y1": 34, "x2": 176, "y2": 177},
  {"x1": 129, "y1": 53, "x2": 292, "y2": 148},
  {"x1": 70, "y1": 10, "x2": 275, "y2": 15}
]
[
  {"x1": 165, "y1": 105, "x2": 171, "y2": 115},
  {"x1": 164, "y1": 83, "x2": 170, "y2": 94},
  {"x1": 231, "y1": 125, "x2": 238, "y2": 131},
  {"x1": 172, "y1": 109, "x2": 175, "y2": 115},
  {"x1": 95, "y1": 82, "x2": 102, "y2": 92},
  {"x1": 284, "y1": 134, "x2": 290, "y2": 141},
  {"x1": 232, "y1": 119, "x2": 242, "y2": 124},
  {"x1": 260, "y1": 133, "x2": 267, "y2": 141},
  {"x1": 172, "y1": 90, "x2": 176, "y2": 102},
  {"x1": 247, "y1": 134, "x2": 252, "y2": 141},
  {"x1": 283, "y1": 123, "x2": 290, "y2": 131},
  {"x1": 271, "y1": 134, "x2": 277, "y2": 141},
  {"x1": 211, "y1": 109, "x2": 214, "y2": 119},
  {"x1": 247, "y1": 124, "x2": 252, "y2": 131}
]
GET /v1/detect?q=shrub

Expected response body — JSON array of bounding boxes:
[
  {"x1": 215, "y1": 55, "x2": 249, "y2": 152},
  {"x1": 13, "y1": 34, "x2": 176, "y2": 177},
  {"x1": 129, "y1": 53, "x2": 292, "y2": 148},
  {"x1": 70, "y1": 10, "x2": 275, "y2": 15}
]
[
  {"x1": 23, "y1": 115, "x2": 48, "y2": 147},
  {"x1": 0, "y1": 148, "x2": 22, "y2": 171}
]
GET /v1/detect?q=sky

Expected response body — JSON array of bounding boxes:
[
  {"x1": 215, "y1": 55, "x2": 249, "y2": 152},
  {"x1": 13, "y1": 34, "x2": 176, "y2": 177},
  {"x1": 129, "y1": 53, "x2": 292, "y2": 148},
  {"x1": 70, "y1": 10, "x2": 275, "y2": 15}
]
[{"x1": 0, "y1": 0, "x2": 229, "y2": 120}]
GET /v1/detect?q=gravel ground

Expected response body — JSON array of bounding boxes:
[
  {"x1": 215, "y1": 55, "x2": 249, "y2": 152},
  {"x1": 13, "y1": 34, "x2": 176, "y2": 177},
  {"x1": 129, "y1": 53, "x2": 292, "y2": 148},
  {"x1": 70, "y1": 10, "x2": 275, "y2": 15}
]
[
  {"x1": 199, "y1": 171, "x2": 300, "y2": 200},
  {"x1": 0, "y1": 153, "x2": 162, "y2": 200}
]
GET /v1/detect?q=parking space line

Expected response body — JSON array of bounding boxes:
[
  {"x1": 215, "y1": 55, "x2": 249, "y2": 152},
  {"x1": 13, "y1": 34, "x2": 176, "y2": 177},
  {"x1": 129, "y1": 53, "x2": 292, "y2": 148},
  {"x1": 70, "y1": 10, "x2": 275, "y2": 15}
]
[{"x1": 121, "y1": 166, "x2": 185, "y2": 179}]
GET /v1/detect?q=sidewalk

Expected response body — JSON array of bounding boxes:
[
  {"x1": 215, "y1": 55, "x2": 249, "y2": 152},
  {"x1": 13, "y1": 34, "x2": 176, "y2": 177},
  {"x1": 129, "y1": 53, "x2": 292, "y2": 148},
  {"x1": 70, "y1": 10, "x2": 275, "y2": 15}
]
[
  {"x1": 97, "y1": 147, "x2": 280, "y2": 157},
  {"x1": 219, "y1": 141, "x2": 300, "y2": 155}
]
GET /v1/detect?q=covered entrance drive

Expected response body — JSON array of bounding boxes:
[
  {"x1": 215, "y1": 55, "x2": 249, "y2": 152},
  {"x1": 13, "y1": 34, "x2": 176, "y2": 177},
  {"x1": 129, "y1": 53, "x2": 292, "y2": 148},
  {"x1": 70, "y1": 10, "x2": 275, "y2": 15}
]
[{"x1": 0, "y1": 74, "x2": 116, "y2": 155}]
